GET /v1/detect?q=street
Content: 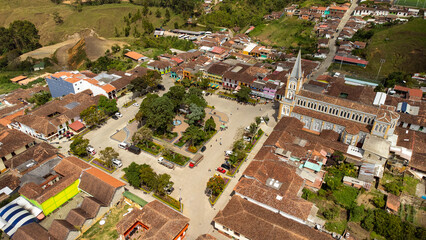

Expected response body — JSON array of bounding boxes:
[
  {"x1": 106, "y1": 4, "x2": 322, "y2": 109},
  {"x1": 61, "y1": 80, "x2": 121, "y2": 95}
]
[
  {"x1": 309, "y1": 0, "x2": 359, "y2": 81},
  {"x1": 53, "y1": 75, "x2": 277, "y2": 239}
]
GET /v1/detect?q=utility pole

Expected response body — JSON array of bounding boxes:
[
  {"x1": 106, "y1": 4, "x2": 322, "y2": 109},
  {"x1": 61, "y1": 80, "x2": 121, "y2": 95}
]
[
  {"x1": 179, "y1": 187, "x2": 182, "y2": 212},
  {"x1": 376, "y1": 58, "x2": 386, "y2": 81}
]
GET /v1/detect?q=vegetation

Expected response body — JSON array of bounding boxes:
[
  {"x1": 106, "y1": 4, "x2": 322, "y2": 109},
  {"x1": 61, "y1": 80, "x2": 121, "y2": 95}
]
[
  {"x1": 97, "y1": 95, "x2": 118, "y2": 116},
  {"x1": 138, "y1": 36, "x2": 196, "y2": 51},
  {"x1": 86, "y1": 56, "x2": 133, "y2": 73},
  {"x1": 207, "y1": 175, "x2": 226, "y2": 196},
  {"x1": 342, "y1": 19, "x2": 426, "y2": 80},
  {"x1": 80, "y1": 105, "x2": 107, "y2": 126},
  {"x1": 99, "y1": 147, "x2": 119, "y2": 168},
  {"x1": 235, "y1": 86, "x2": 251, "y2": 102},
  {"x1": 128, "y1": 70, "x2": 162, "y2": 95},
  {"x1": 26, "y1": 90, "x2": 51, "y2": 107},
  {"x1": 162, "y1": 149, "x2": 190, "y2": 166},
  {"x1": 249, "y1": 17, "x2": 317, "y2": 52},
  {"x1": 0, "y1": 20, "x2": 41, "y2": 55},
  {"x1": 123, "y1": 162, "x2": 173, "y2": 196},
  {"x1": 70, "y1": 137, "x2": 89, "y2": 157},
  {"x1": 132, "y1": 126, "x2": 154, "y2": 146}
]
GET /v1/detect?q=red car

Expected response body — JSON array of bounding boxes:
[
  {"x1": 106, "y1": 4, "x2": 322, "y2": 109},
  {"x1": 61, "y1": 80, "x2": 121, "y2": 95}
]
[{"x1": 216, "y1": 167, "x2": 226, "y2": 173}]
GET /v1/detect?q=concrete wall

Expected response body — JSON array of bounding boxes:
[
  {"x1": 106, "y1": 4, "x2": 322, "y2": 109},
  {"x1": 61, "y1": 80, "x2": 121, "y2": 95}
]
[{"x1": 214, "y1": 222, "x2": 250, "y2": 240}]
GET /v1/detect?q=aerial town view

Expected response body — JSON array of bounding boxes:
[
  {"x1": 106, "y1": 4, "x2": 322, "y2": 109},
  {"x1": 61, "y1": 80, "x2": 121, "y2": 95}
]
[{"x1": 0, "y1": 0, "x2": 425, "y2": 239}]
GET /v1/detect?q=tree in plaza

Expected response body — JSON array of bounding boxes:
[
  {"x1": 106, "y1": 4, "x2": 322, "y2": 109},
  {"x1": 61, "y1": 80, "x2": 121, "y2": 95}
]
[
  {"x1": 232, "y1": 139, "x2": 245, "y2": 152},
  {"x1": 132, "y1": 126, "x2": 153, "y2": 147},
  {"x1": 186, "y1": 103, "x2": 205, "y2": 125},
  {"x1": 204, "y1": 117, "x2": 216, "y2": 132},
  {"x1": 207, "y1": 175, "x2": 225, "y2": 196},
  {"x1": 99, "y1": 147, "x2": 119, "y2": 168},
  {"x1": 183, "y1": 125, "x2": 205, "y2": 146},
  {"x1": 184, "y1": 87, "x2": 207, "y2": 108},
  {"x1": 198, "y1": 78, "x2": 210, "y2": 89},
  {"x1": 70, "y1": 137, "x2": 89, "y2": 157},
  {"x1": 154, "y1": 173, "x2": 173, "y2": 195},
  {"x1": 123, "y1": 162, "x2": 142, "y2": 188},
  {"x1": 248, "y1": 123, "x2": 258, "y2": 137},
  {"x1": 235, "y1": 86, "x2": 251, "y2": 102},
  {"x1": 144, "y1": 96, "x2": 175, "y2": 133},
  {"x1": 164, "y1": 85, "x2": 186, "y2": 110},
  {"x1": 139, "y1": 164, "x2": 157, "y2": 189},
  {"x1": 97, "y1": 95, "x2": 118, "y2": 116},
  {"x1": 228, "y1": 150, "x2": 245, "y2": 167},
  {"x1": 181, "y1": 78, "x2": 192, "y2": 88},
  {"x1": 255, "y1": 116, "x2": 262, "y2": 126},
  {"x1": 80, "y1": 105, "x2": 106, "y2": 126}
]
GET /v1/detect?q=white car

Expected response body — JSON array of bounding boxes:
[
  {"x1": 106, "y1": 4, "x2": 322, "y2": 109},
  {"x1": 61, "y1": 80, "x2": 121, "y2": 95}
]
[
  {"x1": 243, "y1": 136, "x2": 251, "y2": 142},
  {"x1": 133, "y1": 103, "x2": 139, "y2": 107},
  {"x1": 112, "y1": 159, "x2": 122, "y2": 168},
  {"x1": 115, "y1": 112, "x2": 123, "y2": 118},
  {"x1": 225, "y1": 150, "x2": 233, "y2": 156},
  {"x1": 118, "y1": 142, "x2": 129, "y2": 149}
]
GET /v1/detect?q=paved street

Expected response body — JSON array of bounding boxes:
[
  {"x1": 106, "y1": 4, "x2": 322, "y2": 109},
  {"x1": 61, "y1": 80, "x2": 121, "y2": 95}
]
[
  {"x1": 52, "y1": 75, "x2": 278, "y2": 239},
  {"x1": 309, "y1": 0, "x2": 359, "y2": 81}
]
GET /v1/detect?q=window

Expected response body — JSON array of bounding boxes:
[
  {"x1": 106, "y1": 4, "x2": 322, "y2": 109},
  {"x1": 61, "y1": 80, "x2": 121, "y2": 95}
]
[
  {"x1": 234, "y1": 231, "x2": 240, "y2": 236},
  {"x1": 223, "y1": 226, "x2": 229, "y2": 231}
]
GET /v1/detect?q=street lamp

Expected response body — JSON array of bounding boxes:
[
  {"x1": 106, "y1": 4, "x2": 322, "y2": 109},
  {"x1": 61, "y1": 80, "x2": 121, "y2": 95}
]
[
  {"x1": 179, "y1": 187, "x2": 182, "y2": 212},
  {"x1": 376, "y1": 59, "x2": 386, "y2": 81}
]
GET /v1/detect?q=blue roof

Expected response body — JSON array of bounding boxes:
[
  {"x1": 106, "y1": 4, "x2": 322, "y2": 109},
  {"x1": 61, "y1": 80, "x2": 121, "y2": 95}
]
[
  {"x1": 303, "y1": 161, "x2": 322, "y2": 172},
  {"x1": 0, "y1": 203, "x2": 36, "y2": 236}
]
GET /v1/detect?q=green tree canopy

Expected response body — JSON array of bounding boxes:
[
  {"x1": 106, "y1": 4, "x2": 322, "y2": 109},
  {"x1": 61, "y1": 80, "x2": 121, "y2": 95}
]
[
  {"x1": 1, "y1": 20, "x2": 41, "y2": 54},
  {"x1": 186, "y1": 103, "x2": 205, "y2": 125},
  {"x1": 183, "y1": 125, "x2": 206, "y2": 146},
  {"x1": 165, "y1": 85, "x2": 186, "y2": 109},
  {"x1": 132, "y1": 126, "x2": 153, "y2": 146},
  {"x1": 204, "y1": 117, "x2": 216, "y2": 132},
  {"x1": 129, "y1": 70, "x2": 162, "y2": 93},
  {"x1": 27, "y1": 91, "x2": 51, "y2": 106},
  {"x1": 80, "y1": 105, "x2": 106, "y2": 126},
  {"x1": 123, "y1": 162, "x2": 142, "y2": 188},
  {"x1": 99, "y1": 147, "x2": 119, "y2": 168},
  {"x1": 144, "y1": 96, "x2": 175, "y2": 133},
  {"x1": 97, "y1": 95, "x2": 118, "y2": 116},
  {"x1": 70, "y1": 137, "x2": 89, "y2": 157},
  {"x1": 207, "y1": 175, "x2": 225, "y2": 196},
  {"x1": 235, "y1": 86, "x2": 251, "y2": 102},
  {"x1": 140, "y1": 164, "x2": 157, "y2": 189},
  {"x1": 154, "y1": 173, "x2": 173, "y2": 195}
]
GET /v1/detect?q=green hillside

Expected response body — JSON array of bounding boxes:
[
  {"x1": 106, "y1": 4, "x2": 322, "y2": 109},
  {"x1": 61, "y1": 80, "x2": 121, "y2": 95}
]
[
  {"x1": 248, "y1": 17, "x2": 317, "y2": 52},
  {"x1": 0, "y1": 0, "x2": 186, "y2": 45},
  {"x1": 363, "y1": 19, "x2": 426, "y2": 78}
]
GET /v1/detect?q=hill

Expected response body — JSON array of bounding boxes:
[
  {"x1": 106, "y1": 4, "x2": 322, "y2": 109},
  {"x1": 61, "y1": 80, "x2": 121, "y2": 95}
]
[
  {"x1": 336, "y1": 19, "x2": 426, "y2": 80},
  {"x1": 0, "y1": 0, "x2": 186, "y2": 45},
  {"x1": 248, "y1": 17, "x2": 317, "y2": 52}
]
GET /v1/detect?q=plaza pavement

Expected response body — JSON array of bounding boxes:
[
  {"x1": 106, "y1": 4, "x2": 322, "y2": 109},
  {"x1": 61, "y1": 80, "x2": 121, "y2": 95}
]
[{"x1": 51, "y1": 74, "x2": 278, "y2": 239}]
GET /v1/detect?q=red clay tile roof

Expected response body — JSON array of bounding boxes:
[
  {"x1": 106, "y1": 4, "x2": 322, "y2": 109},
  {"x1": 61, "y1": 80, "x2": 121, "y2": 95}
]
[
  {"x1": 0, "y1": 109, "x2": 24, "y2": 126},
  {"x1": 386, "y1": 193, "x2": 400, "y2": 212},
  {"x1": 48, "y1": 219, "x2": 77, "y2": 240},
  {"x1": 10, "y1": 75, "x2": 27, "y2": 82},
  {"x1": 68, "y1": 120, "x2": 85, "y2": 132},
  {"x1": 0, "y1": 128, "x2": 35, "y2": 159},
  {"x1": 235, "y1": 159, "x2": 313, "y2": 221},
  {"x1": 4, "y1": 142, "x2": 58, "y2": 171},
  {"x1": 12, "y1": 222, "x2": 49, "y2": 240},
  {"x1": 334, "y1": 55, "x2": 368, "y2": 65},
  {"x1": 84, "y1": 167, "x2": 125, "y2": 188},
  {"x1": 214, "y1": 196, "x2": 333, "y2": 240},
  {"x1": 116, "y1": 200, "x2": 189, "y2": 239},
  {"x1": 101, "y1": 84, "x2": 116, "y2": 93}
]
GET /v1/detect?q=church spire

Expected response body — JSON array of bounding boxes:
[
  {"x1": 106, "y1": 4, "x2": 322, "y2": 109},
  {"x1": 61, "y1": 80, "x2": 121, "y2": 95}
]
[{"x1": 290, "y1": 49, "x2": 302, "y2": 79}]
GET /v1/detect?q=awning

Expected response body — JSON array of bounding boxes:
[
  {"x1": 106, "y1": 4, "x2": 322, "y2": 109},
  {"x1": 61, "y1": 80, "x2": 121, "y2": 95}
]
[
  {"x1": 69, "y1": 121, "x2": 85, "y2": 132},
  {"x1": 220, "y1": 125, "x2": 227, "y2": 129},
  {"x1": 208, "y1": 83, "x2": 219, "y2": 89}
]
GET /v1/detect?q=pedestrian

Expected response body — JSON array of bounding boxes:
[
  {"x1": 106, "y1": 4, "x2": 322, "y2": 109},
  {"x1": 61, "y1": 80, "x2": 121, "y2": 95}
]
[
  {"x1": 260, "y1": 107, "x2": 262, "y2": 111},
  {"x1": 216, "y1": 139, "x2": 217, "y2": 142},
  {"x1": 237, "y1": 107, "x2": 239, "y2": 110},
  {"x1": 210, "y1": 145, "x2": 212, "y2": 147},
  {"x1": 220, "y1": 142, "x2": 222, "y2": 145}
]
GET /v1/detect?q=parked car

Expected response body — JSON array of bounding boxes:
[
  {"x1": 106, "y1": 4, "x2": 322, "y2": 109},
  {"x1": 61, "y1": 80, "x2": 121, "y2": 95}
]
[
  {"x1": 158, "y1": 157, "x2": 175, "y2": 169},
  {"x1": 127, "y1": 145, "x2": 141, "y2": 155},
  {"x1": 216, "y1": 167, "x2": 226, "y2": 173},
  {"x1": 221, "y1": 163, "x2": 231, "y2": 170},
  {"x1": 86, "y1": 146, "x2": 96, "y2": 155},
  {"x1": 111, "y1": 115, "x2": 119, "y2": 120},
  {"x1": 164, "y1": 184, "x2": 174, "y2": 195},
  {"x1": 243, "y1": 136, "x2": 251, "y2": 142},
  {"x1": 112, "y1": 158, "x2": 123, "y2": 168},
  {"x1": 200, "y1": 146, "x2": 207, "y2": 152},
  {"x1": 133, "y1": 103, "x2": 139, "y2": 107},
  {"x1": 115, "y1": 112, "x2": 123, "y2": 118},
  {"x1": 225, "y1": 150, "x2": 233, "y2": 156},
  {"x1": 118, "y1": 142, "x2": 129, "y2": 149},
  {"x1": 189, "y1": 153, "x2": 204, "y2": 168}
]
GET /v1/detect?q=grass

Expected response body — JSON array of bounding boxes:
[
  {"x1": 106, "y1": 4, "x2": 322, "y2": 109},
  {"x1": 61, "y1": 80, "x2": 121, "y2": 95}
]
[
  {"x1": 79, "y1": 204, "x2": 130, "y2": 240},
  {"x1": 0, "y1": 1, "x2": 186, "y2": 45},
  {"x1": 153, "y1": 194, "x2": 182, "y2": 212},
  {"x1": 325, "y1": 220, "x2": 347, "y2": 235},
  {"x1": 394, "y1": 0, "x2": 426, "y2": 7},
  {"x1": 162, "y1": 151, "x2": 190, "y2": 166},
  {"x1": 403, "y1": 175, "x2": 420, "y2": 196},
  {"x1": 343, "y1": 19, "x2": 426, "y2": 80},
  {"x1": 333, "y1": 185, "x2": 359, "y2": 209},
  {"x1": 249, "y1": 17, "x2": 316, "y2": 49},
  {"x1": 174, "y1": 137, "x2": 186, "y2": 147}
]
